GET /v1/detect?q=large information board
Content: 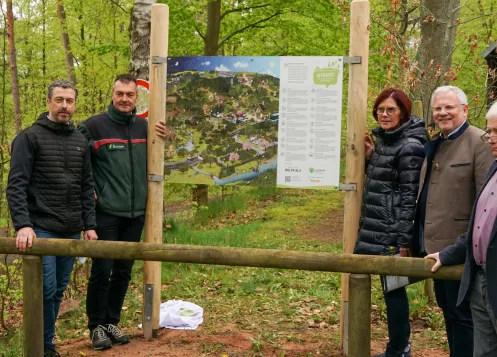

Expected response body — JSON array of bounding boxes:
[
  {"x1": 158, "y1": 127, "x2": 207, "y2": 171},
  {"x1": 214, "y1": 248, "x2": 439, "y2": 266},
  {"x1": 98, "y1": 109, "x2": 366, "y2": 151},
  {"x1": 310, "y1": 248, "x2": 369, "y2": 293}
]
[{"x1": 163, "y1": 56, "x2": 343, "y2": 189}]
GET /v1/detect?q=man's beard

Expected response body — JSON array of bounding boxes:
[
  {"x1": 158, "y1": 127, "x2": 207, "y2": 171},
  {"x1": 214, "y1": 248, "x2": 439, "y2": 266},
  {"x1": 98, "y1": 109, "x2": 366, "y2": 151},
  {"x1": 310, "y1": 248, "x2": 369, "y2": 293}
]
[{"x1": 55, "y1": 111, "x2": 72, "y2": 123}]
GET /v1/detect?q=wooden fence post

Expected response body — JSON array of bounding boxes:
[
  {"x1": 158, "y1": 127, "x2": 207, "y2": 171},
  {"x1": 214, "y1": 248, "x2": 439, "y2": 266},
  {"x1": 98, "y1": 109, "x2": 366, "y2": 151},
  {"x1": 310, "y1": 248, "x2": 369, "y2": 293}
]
[
  {"x1": 412, "y1": 99, "x2": 435, "y2": 301},
  {"x1": 144, "y1": 3, "x2": 168, "y2": 339},
  {"x1": 23, "y1": 255, "x2": 43, "y2": 356},
  {"x1": 340, "y1": 0, "x2": 370, "y2": 354},
  {"x1": 348, "y1": 274, "x2": 371, "y2": 357}
]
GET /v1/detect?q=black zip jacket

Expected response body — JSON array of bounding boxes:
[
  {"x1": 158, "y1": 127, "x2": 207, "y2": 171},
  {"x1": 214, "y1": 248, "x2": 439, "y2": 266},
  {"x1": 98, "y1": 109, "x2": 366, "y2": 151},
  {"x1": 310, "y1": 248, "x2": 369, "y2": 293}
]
[
  {"x1": 354, "y1": 115, "x2": 427, "y2": 255},
  {"x1": 78, "y1": 103, "x2": 148, "y2": 218},
  {"x1": 7, "y1": 113, "x2": 96, "y2": 233}
]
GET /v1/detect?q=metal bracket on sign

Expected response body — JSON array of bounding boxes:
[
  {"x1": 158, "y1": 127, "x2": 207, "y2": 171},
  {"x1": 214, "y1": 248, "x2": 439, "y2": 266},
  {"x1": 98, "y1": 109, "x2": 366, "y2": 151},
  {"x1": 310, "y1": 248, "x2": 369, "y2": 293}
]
[
  {"x1": 343, "y1": 56, "x2": 362, "y2": 64},
  {"x1": 148, "y1": 174, "x2": 163, "y2": 182},
  {"x1": 144, "y1": 284, "x2": 153, "y2": 331},
  {"x1": 152, "y1": 56, "x2": 168, "y2": 64},
  {"x1": 339, "y1": 183, "x2": 357, "y2": 191}
]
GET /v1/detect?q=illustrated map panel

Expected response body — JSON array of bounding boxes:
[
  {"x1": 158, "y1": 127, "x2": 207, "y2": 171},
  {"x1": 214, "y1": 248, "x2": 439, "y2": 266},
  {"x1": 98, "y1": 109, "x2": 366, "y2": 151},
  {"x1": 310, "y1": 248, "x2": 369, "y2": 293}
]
[{"x1": 164, "y1": 56, "x2": 343, "y2": 189}]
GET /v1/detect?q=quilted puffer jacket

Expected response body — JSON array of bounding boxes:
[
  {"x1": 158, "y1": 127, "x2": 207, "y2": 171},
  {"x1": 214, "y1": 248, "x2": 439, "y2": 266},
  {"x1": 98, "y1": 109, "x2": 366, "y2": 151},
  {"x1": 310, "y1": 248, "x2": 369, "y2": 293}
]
[{"x1": 354, "y1": 115, "x2": 427, "y2": 256}]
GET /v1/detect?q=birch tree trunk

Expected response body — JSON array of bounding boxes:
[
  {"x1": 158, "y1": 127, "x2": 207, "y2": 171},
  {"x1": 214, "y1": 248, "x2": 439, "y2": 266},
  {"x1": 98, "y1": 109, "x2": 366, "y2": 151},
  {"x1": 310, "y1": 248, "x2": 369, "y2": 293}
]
[
  {"x1": 130, "y1": 0, "x2": 156, "y2": 79},
  {"x1": 56, "y1": 0, "x2": 77, "y2": 85},
  {"x1": 6, "y1": 0, "x2": 21, "y2": 134}
]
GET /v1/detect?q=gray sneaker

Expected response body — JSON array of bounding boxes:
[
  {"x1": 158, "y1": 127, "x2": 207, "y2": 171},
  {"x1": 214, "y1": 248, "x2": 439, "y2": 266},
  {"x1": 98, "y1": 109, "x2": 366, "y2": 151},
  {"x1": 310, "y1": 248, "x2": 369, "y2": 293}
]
[
  {"x1": 105, "y1": 324, "x2": 130, "y2": 345},
  {"x1": 91, "y1": 325, "x2": 112, "y2": 350}
]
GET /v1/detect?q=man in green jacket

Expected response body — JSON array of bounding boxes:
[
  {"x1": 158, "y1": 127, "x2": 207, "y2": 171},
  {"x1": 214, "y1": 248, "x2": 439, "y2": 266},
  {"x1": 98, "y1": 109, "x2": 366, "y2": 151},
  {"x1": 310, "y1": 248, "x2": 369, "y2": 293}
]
[{"x1": 78, "y1": 74, "x2": 168, "y2": 350}]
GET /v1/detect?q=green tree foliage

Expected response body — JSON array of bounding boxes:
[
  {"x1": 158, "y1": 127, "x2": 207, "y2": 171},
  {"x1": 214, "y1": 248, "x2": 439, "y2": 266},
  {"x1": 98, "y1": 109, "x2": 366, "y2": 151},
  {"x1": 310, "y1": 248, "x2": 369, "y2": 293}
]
[{"x1": 0, "y1": 0, "x2": 495, "y2": 219}]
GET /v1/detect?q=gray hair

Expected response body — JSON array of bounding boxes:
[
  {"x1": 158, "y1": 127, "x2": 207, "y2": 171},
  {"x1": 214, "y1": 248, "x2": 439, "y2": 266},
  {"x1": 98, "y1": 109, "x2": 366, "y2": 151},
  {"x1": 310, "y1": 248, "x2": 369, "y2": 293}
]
[
  {"x1": 47, "y1": 80, "x2": 78, "y2": 99},
  {"x1": 430, "y1": 86, "x2": 468, "y2": 107},
  {"x1": 486, "y1": 101, "x2": 497, "y2": 120}
]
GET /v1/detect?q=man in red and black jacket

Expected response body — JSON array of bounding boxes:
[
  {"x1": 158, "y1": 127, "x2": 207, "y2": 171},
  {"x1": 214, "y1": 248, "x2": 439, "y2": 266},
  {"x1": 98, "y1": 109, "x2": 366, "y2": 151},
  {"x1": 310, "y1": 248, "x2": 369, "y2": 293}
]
[{"x1": 78, "y1": 74, "x2": 168, "y2": 350}]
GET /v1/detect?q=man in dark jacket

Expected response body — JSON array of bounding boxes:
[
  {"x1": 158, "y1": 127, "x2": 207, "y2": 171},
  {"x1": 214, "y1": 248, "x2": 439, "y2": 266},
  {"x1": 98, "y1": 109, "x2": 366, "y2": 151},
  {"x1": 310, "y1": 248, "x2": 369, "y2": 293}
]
[
  {"x1": 78, "y1": 74, "x2": 168, "y2": 350},
  {"x1": 6, "y1": 80, "x2": 97, "y2": 357},
  {"x1": 427, "y1": 101, "x2": 497, "y2": 357},
  {"x1": 416, "y1": 86, "x2": 494, "y2": 357}
]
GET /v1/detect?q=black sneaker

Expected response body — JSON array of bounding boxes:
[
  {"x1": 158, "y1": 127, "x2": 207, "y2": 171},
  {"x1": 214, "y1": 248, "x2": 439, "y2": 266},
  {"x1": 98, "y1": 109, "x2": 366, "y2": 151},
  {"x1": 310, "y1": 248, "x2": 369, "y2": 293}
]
[
  {"x1": 374, "y1": 343, "x2": 411, "y2": 357},
  {"x1": 91, "y1": 325, "x2": 113, "y2": 350},
  {"x1": 44, "y1": 350, "x2": 60, "y2": 357},
  {"x1": 105, "y1": 324, "x2": 130, "y2": 345}
]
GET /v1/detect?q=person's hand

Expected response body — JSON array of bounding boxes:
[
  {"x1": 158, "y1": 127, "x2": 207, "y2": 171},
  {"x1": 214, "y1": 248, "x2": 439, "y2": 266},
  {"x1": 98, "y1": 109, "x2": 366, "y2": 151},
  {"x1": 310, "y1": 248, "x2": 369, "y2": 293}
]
[
  {"x1": 94, "y1": 190, "x2": 97, "y2": 201},
  {"x1": 155, "y1": 120, "x2": 175, "y2": 140},
  {"x1": 83, "y1": 230, "x2": 98, "y2": 241},
  {"x1": 16, "y1": 227, "x2": 36, "y2": 252},
  {"x1": 425, "y1": 252, "x2": 442, "y2": 272},
  {"x1": 399, "y1": 247, "x2": 412, "y2": 257},
  {"x1": 365, "y1": 132, "x2": 374, "y2": 159}
]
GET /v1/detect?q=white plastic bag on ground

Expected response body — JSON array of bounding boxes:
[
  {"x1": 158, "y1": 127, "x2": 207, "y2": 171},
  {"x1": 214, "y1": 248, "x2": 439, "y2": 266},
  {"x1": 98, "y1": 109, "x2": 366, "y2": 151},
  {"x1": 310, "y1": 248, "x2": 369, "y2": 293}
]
[{"x1": 159, "y1": 300, "x2": 203, "y2": 330}]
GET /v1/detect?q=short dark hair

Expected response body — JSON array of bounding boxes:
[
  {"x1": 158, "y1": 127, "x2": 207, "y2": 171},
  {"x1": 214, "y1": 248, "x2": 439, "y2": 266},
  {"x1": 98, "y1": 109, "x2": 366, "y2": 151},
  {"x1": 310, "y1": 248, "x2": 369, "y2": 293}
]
[
  {"x1": 114, "y1": 74, "x2": 137, "y2": 87},
  {"x1": 47, "y1": 79, "x2": 78, "y2": 99},
  {"x1": 372, "y1": 88, "x2": 412, "y2": 124}
]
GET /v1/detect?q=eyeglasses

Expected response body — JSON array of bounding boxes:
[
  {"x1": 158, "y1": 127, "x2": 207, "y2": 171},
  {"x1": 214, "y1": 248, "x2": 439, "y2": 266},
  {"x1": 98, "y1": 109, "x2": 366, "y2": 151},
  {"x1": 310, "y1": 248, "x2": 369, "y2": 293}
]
[
  {"x1": 432, "y1": 104, "x2": 465, "y2": 113},
  {"x1": 376, "y1": 107, "x2": 399, "y2": 116},
  {"x1": 481, "y1": 128, "x2": 497, "y2": 143}
]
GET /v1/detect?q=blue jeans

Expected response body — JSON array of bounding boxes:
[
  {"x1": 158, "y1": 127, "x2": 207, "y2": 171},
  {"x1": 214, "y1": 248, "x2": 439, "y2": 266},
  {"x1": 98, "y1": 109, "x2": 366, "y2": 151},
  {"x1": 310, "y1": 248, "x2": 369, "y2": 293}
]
[
  {"x1": 434, "y1": 278, "x2": 474, "y2": 357},
  {"x1": 34, "y1": 227, "x2": 80, "y2": 352}
]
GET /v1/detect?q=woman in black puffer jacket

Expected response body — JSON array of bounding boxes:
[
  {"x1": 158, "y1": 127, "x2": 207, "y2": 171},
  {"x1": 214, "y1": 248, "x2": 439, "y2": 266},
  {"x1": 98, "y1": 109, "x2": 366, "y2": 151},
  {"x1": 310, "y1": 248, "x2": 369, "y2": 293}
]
[{"x1": 354, "y1": 88, "x2": 427, "y2": 357}]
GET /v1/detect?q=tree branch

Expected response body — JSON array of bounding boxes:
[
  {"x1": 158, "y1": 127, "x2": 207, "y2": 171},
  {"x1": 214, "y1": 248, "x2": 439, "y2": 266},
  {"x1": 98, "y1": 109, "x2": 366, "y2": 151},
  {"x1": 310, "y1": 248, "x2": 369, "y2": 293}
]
[
  {"x1": 108, "y1": 0, "x2": 130, "y2": 14},
  {"x1": 220, "y1": 4, "x2": 271, "y2": 21},
  {"x1": 452, "y1": 12, "x2": 497, "y2": 27},
  {"x1": 217, "y1": 11, "x2": 283, "y2": 49},
  {"x1": 399, "y1": 0, "x2": 409, "y2": 35},
  {"x1": 452, "y1": 0, "x2": 469, "y2": 14},
  {"x1": 194, "y1": 24, "x2": 205, "y2": 40}
]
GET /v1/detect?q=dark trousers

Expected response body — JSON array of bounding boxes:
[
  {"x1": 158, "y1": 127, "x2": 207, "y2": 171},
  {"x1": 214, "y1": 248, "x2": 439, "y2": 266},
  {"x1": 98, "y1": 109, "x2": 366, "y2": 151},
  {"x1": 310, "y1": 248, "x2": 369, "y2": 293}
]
[
  {"x1": 381, "y1": 282, "x2": 411, "y2": 356},
  {"x1": 434, "y1": 278, "x2": 474, "y2": 357},
  {"x1": 471, "y1": 269, "x2": 497, "y2": 357},
  {"x1": 86, "y1": 211, "x2": 145, "y2": 330}
]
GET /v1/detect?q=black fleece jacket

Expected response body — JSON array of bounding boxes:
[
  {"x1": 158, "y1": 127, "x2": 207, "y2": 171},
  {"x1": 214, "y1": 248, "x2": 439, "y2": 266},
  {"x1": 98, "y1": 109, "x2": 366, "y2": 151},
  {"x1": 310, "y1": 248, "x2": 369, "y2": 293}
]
[{"x1": 7, "y1": 113, "x2": 96, "y2": 233}]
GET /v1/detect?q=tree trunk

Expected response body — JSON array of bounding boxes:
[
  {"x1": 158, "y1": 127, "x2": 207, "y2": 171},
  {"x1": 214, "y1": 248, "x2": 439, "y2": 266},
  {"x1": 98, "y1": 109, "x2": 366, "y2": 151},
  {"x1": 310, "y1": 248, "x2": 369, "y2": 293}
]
[
  {"x1": 129, "y1": 0, "x2": 156, "y2": 80},
  {"x1": 0, "y1": 11, "x2": 7, "y2": 223},
  {"x1": 6, "y1": 0, "x2": 22, "y2": 134},
  {"x1": 192, "y1": 0, "x2": 223, "y2": 206},
  {"x1": 56, "y1": 0, "x2": 77, "y2": 85},
  {"x1": 204, "y1": 0, "x2": 221, "y2": 56},
  {"x1": 414, "y1": 0, "x2": 461, "y2": 124},
  {"x1": 42, "y1": 0, "x2": 46, "y2": 76}
]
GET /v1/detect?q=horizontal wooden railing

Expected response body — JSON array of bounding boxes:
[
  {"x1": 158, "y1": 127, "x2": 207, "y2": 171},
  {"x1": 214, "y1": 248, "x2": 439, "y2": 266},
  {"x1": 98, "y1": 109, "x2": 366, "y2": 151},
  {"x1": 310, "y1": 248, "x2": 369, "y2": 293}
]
[
  {"x1": 0, "y1": 237, "x2": 463, "y2": 357},
  {"x1": 0, "y1": 237, "x2": 462, "y2": 278}
]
